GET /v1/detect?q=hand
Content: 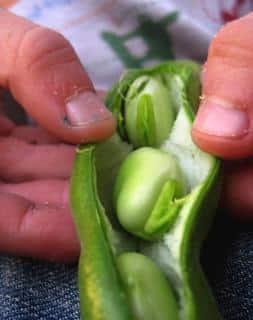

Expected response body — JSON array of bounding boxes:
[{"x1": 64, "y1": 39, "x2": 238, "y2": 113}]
[
  {"x1": 192, "y1": 13, "x2": 253, "y2": 219},
  {"x1": 0, "y1": 10, "x2": 115, "y2": 263}
]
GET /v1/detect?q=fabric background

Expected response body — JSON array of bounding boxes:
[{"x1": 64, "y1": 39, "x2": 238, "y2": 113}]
[{"x1": 0, "y1": 0, "x2": 252, "y2": 319}]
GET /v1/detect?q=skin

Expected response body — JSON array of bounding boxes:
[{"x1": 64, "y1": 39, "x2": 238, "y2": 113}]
[
  {"x1": 192, "y1": 12, "x2": 253, "y2": 219},
  {"x1": 0, "y1": 9, "x2": 252, "y2": 263},
  {"x1": 0, "y1": 10, "x2": 115, "y2": 263}
]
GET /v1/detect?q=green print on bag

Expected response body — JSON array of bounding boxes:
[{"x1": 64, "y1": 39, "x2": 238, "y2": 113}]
[
  {"x1": 70, "y1": 60, "x2": 223, "y2": 320},
  {"x1": 101, "y1": 12, "x2": 178, "y2": 68}
]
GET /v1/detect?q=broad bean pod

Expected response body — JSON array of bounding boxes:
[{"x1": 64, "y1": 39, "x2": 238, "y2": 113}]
[{"x1": 70, "y1": 60, "x2": 222, "y2": 320}]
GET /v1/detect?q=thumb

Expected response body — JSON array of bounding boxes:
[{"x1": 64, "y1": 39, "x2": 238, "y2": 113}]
[
  {"x1": 192, "y1": 13, "x2": 253, "y2": 159},
  {"x1": 0, "y1": 10, "x2": 115, "y2": 144}
]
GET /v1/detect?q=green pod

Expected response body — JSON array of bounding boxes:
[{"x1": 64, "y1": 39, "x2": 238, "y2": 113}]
[
  {"x1": 114, "y1": 147, "x2": 186, "y2": 240},
  {"x1": 125, "y1": 76, "x2": 174, "y2": 147},
  {"x1": 70, "y1": 60, "x2": 223, "y2": 320},
  {"x1": 117, "y1": 252, "x2": 180, "y2": 320},
  {"x1": 70, "y1": 144, "x2": 133, "y2": 320}
]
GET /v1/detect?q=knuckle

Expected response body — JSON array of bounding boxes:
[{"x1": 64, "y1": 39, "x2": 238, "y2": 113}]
[
  {"x1": 9, "y1": 25, "x2": 90, "y2": 100},
  {"x1": 209, "y1": 23, "x2": 253, "y2": 69},
  {"x1": 14, "y1": 26, "x2": 77, "y2": 74}
]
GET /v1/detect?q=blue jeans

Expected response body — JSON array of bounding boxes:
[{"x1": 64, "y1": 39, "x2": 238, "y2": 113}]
[{"x1": 0, "y1": 211, "x2": 252, "y2": 319}]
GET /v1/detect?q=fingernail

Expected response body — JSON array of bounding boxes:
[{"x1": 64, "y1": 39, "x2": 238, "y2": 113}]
[
  {"x1": 193, "y1": 99, "x2": 249, "y2": 138},
  {"x1": 65, "y1": 91, "x2": 113, "y2": 127}
]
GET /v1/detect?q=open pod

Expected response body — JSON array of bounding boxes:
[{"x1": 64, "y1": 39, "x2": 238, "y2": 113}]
[{"x1": 70, "y1": 61, "x2": 222, "y2": 320}]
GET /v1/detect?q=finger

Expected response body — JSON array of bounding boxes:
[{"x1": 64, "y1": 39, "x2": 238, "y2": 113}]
[
  {"x1": 0, "y1": 192, "x2": 79, "y2": 262},
  {"x1": 8, "y1": 90, "x2": 108, "y2": 144},
  {"x1": 96, "y1": 90, "x2": 107, "y2": 99},
  {"x1": 0, "y1": 10, "x2": 115, "y2": 144},
  {"x1": 11, "y1": 126, "x2": 60, "y2": 144},
  {"x1": 0, "y1": 137, "x2": 74, "y2": 182},
  {"x1": 0, "y1": 113, "x2": 15, "y2": 136},
  {"x1": 222, "y1": 161, "x2": 253, "y2": 220},
  {"x1": 192, "y1": 13, "x2": 253, "y2": 159},
  {"x1": 0, "y1": 179, "x2": 69, "y2": 205}
]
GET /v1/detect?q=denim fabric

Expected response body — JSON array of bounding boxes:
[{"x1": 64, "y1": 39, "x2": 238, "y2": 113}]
[
  {"x1": 0, "y1": 212, "x2": 252, "y2": 320},
  {"x1": 202, "y1": 212, "x2": 253, "y2": 320},
  {"x1": 0, "y1": 258, "x2": 79, "y2": 319}
]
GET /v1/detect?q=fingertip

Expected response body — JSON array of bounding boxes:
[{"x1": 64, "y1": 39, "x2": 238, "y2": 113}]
[
  {"x1": 192, "y1": 129, "x2": 253, "y2": 159},
  {"x1": 193, "y1": 99, "x2": 249, "y2": 138},
  {"x1": 41, "y1": 110, "x2": 116, "y2": 145},
  {"x1": 192, "y1": 99, "x2": 253, "y2": 159},
  {"x1": 66, "y1": 91, "x2": 109, "y2": 126},
  {"x1": 61, "y1": 90, "x2": 116, "y2": 144},
  {"x1": 64, "y1": 115, "x2": 117, "y2": 144}
]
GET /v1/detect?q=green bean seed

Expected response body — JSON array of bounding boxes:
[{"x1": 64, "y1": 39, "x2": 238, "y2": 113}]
[
  {"x1": 114, "y1": 147, "x2": 186, "y2": 239},
  {"x1": 117, "y1": 252, "x2": 180, "y2": 320},
  {"x1": 125, "y1": 75, "x2": 174, "y2": 147}
]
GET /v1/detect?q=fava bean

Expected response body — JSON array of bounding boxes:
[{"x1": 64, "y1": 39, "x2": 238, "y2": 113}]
[
  {"x1": 125, "y1": 76, "x2": 174, "y2": 147},
  {"x1": 114, "y1": 147, "x2": 186, "y2": 239},
  {"x1": 117, "y1": 252, "x2": 179, "y2": 320}
]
